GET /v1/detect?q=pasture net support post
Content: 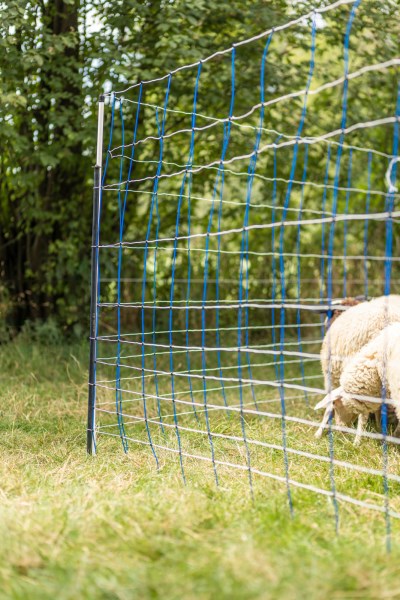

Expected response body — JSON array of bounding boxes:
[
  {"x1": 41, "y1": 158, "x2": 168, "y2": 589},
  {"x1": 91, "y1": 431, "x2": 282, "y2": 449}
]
[{"x1": 87, "y1": 94, "x2": 105, "y2": 455}]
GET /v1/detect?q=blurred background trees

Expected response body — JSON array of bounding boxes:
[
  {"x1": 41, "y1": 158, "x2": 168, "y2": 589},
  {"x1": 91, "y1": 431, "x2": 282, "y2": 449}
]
[{"x1": 1, "y1": 0, "x2": 398, "y2": 337}]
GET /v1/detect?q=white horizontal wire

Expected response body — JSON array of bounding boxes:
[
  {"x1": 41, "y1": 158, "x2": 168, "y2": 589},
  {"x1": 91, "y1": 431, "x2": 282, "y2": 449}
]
[
  {"x1": 97, "y1": 245, "x2": 400, "y2": 262},
  {"x1": 98, "y1": 244, "x2": 400, "y2": 260},
  {"x1": 96, "y1": 209, "x2": 400, "y2": 249},
  {"x1": 106, "y1": 373, "x2": 322, "y2": 396},
  {"x1": 95, "y1": 335, "x2": 321, "y2": 350},
  {"x1": 102, "y1": 346, "x2": 214, "y2": 362},
  {"x1": 102, "y1": 187, "x2": 334, "y2": 215},
  {"x1": 95, "y1": 357, "x2": 319, "y2": 386},
  {"x1": 96, "y1": 323, "x2": 322, "y2": 341},
  {"x1": 99, "y1": 278, "x2": 395, "y2": 284},
  {"x1": 96, "y1": 372, "x2": 400, "y2": 414},
  {"x1": 386, "y1": 156, "x2": 400, "y2": 192},
  {"x1": 100, "y1": 297, "x2": 333, "y2": 305},
  {"x1": 111, "y1": 58, "x2": 400, "y2": 153},
  {"x1": 154, "y1": 391, "x2": 317, "y2": 418},
  {"x1": 96, "y1": 338, "x2": 322, "y2": 371},
  {"x1": 96, "y1": 299, "x2": 389, "y2": 312},
  {"x1": 320, "y1": 390, "x2": 400, "y2": 408},
  {"x1": 105, "y1": 167, "x2": 392, "y2": 201},
  {"x1": 95, "y1": 430, "x2": 400, "y2": 519},
  {"x1": 96, "y1": 409, "x2": 400, "y2": 483},
  {"x1": 108, "y1": 0, "x2": 358, "y2": 96},
  {"x1": 96, "y1": 382, "x2": 400, "y2": 434},
  {"x1": 120, "y1": 82, "x2": 396, "y2": 160},
  {"x1": 96, "y1": 340, "x2": 321, "y2": 369},
  {"x1": 97, "y1": 301, "x2": 338, "y2": 313},
  {"x1": 93, "y1": 383, "x2": 400, "y2": 446},
  {"x1": 97, "y1": 357, "x2": 321, "y2": 386},
  {"x1": 96, "y1": 356, "x2": 318, "y2": 380},
  {"x1": 95, "y1": 359, "x2": 324, "y2": 392},
  {"x1": 103, "y1": 117, "x2": 399, "y2": 190},
  {"x1": 97, "y1": 296, "x2": 390, "y2": 308},
  {"x1": 95, "y1": 382, "x2": 315, "y2": 407},
  {"x1": 99, "y1": 302, "x2": 312, "y2": 310},
  {"x1": 108, "y1": 0, "x2": 355, "y2": 96},
  {"x1": 96, "y1": 381, "x2": 260, "y2": 405}
]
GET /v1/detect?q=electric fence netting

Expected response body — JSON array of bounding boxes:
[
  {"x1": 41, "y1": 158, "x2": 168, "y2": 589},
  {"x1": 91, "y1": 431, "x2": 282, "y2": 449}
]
[{"x1": 88, "y1": 0, "x2": 400, "y2": 545}]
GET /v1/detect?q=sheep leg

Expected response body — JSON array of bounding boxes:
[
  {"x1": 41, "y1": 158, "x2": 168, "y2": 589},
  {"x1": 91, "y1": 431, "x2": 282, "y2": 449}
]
[
  {"x1": 315, "y1": 405, "x2": 333, "y2": 439},
  {"x1": 393, "y1": 421, "x2": 400, "y2": 438},
  {"x1": 391, "y1": 420, "x2": 400, "y2": 453},
  {"x1": 354, "y1": 413, "x2": 369, "y2": 446},
  {"x1": 375, "y1": 407, "x2": 382, "y2": 429}
]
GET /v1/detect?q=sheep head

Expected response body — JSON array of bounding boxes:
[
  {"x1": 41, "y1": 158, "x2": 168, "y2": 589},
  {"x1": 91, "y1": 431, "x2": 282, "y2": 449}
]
[{"x1": 314, "y1": 387, "x2": 357, "y2": 438}]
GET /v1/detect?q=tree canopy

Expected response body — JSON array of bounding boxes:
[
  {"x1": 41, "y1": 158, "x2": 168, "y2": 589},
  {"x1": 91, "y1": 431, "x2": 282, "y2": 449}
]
[{"x1": 1, "y1": 0, "x2": 399, "y2": 336}]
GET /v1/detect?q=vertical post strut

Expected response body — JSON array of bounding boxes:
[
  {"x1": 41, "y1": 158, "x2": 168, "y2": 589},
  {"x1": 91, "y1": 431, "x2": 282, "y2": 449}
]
[{"x1": 87, "y1": 94, "x2": 105, "y2": 455}]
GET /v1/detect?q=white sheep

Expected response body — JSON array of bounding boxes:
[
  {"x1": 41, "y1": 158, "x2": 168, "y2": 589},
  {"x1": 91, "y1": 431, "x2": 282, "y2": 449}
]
[
  {"x1": 318, "y1": 295, "x2": 400, "y2": 433},
  {"x1": 320, "y1": 294, "x2": 400, "y2": 392},
  {"x1": 315, "y1": 322, "x2": 400, "y2": 444}
]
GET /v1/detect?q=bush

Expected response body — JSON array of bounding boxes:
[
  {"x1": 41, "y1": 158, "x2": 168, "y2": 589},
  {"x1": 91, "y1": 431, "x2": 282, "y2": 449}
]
[{"x1": 18, "y1": 318, "x2": 64, "y2": 345}]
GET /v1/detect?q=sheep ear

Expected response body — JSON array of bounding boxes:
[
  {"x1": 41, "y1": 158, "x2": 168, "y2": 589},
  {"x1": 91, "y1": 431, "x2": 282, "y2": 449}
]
[{"x1": 314, "y1": 387, "x2": 342, "y2": 411}]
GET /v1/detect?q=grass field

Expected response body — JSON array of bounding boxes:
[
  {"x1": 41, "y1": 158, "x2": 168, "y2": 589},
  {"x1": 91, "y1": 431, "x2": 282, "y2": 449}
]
[{"x1": 2, "y1": 339, "x2": 400, "y2": 599}]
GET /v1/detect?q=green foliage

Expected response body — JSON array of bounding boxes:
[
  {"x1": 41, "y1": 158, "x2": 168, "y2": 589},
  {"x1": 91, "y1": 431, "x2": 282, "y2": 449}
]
[
  {"x1": 0, "y1": 0, "x2": 399, "y2": 333},
  {"x1": 18, "y1": 318, "x2": 65, "y2": 345}
]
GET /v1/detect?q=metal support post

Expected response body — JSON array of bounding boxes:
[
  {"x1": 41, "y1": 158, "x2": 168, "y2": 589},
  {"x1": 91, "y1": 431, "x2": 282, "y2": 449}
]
[{"x1": 87, "y1": 94, "x2": 105, "y2": 454}]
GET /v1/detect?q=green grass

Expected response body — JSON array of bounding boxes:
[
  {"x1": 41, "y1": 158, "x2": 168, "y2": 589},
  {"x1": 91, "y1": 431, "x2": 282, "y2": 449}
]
[{"x1": 2, "y1": 340, "x2": 400, "y2": 599}]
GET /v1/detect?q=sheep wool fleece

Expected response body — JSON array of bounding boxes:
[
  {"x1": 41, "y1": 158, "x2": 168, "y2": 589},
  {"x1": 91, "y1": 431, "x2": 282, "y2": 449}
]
[
  {"x1": 340, "y1": 322, "x2": 400, "y2": 419},
  {"x1": 320, "y1": 295, "x2": 400, "y2": 390}
]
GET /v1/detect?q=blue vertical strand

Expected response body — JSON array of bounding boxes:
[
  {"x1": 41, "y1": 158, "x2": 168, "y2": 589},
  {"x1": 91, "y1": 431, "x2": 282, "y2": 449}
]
[
  {"x1": 169, "y1": 62, "x2": 202, "y2": 482},
  {"x1": 115, "y1": 99, "x2": 128, "y2": 452},
  {"x1": 183, "y1": 63, "x2": 202, "y2": 424},
  {"x1": 201, "y1": 162, "x2": 225, "y2": 485},
  {"x1": 363, "y1": 152, "x2": 373, "y2": 298},
  {"x1": 215, "y1": 167, "x2": 229, "y2": 413},
  {"x1": 152, "y1": 107, "x2": 165, "y2": 433},
  {"x1": 342, "y1": 149, "x2": 353, "y2": 298},
  {"x1": 381, "y1": 83, "x2": 400, "y2": 553},
  {"x1": 185, "y1": 168, "x2": 198, "y2": 422},
  {"x1": 109, "y1": 91, "x2": 142, "y2": 451},
  {"x1": 101, "y1": 93, "x2": 116, "y2": 190},
  {"x1": 114, "y1": 101, "x2": 166, "y2": 444},
  {"x1": 384, "y1": 85, "x2": 400, "y2": 297},
  {"x1": 295, "y1": 144, "x2": 309, "y2": 405},
  {"x1": 270, "y1": 135, "x2": 283, "y2": 382},
  {"x1": 214, "y1": 51, "x2": 241, "y2": 415},
  {"x1": 237, "y1": 33, "x2": 274, "y2": 494},
  {"x1": 201, "y1": 49, "x2": 236, "y2": 485},
  {"x1": 319, "y1": 145, "x2": 332, "y2": 336},
  {"x1": 140, "y1": 76, "x2": 172, "y2": 468},
  {"x1": 277, "y1": 14, "x2": 317, "y2": 516},
  {"x1": 240, "y1": 33, "x2": 273, "y2": 417},
  {"x1": 326, "y1": 0, "x2": 363, "y2": 533}
]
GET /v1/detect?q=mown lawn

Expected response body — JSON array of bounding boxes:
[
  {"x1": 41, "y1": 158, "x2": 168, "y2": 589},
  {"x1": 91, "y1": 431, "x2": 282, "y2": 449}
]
[{"x1": 2, "y1": 340, "x2": 400, "y2": 599}]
